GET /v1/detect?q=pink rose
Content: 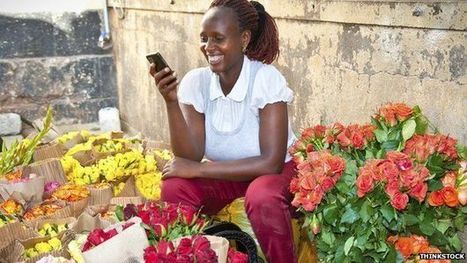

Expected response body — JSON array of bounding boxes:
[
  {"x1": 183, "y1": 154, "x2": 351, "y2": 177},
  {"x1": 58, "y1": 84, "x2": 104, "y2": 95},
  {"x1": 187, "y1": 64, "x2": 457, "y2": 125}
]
[
  {"x1": 176, "y1": 238, "x2": 193, "y2": 256},
  {"x1": 228, "y1": 248, "x2": 248, "y2": 263},
  {"x1": 320, "y1": 177, "x2": 335, "y2": 192},
  {"x1": 356, "y1": 173, "x2": 374, "y2": 197},
  {"x1": 390, "y1": 192, "x2": 409, "y2": 210},
  {"x1": 408, "y1": 182, "x2": 428, "y2": 202},
  {"x1": 144, "y1": 246, "x2": 159, "y2": 263},
  {"x1": 385, "y1": 179, "x2": 400, "y2": 199}
]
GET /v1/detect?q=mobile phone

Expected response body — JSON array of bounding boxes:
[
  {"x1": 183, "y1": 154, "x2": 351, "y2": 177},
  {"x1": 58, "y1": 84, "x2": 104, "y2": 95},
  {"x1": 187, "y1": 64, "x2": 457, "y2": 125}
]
[{"x1": 146, "y1": 52, "x2": 171, "y2": 72}]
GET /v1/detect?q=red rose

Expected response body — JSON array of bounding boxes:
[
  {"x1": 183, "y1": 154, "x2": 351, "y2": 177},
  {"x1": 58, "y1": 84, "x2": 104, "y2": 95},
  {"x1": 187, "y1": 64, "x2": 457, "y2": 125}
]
[
  {"x1": 350, "y1": 130, "x2": 364, "y2": 149},
  {"x1": 428, "y1": 190, "x2": 444, "y2": 206},
  {"x1": 192, "y1": 236, "x2": 210, "y2": 251},
  {"x1": 327, "y1": 157, "x2": 346, "y2": 175},
  {"x1": 156, "y1": 240, "x2": 174, "y2": 255},
  {"x1": 87, "y1": 229, "x2": 106, "y2": 246},
  {"x1": 386, "y1": 151, "x2": 413, "y2": 171},
  {"x1": 175, "y1": 254, "x2": 192, "y2": 263},
  {"x1": 390, "y1": 192, "x2": 409, "y2": 210},
  {"x1": 144, "y1": 246, "x2": 159, "y2": 263},
  {"x1": 179, "y1": 204, "x2": 197, "y2": 225},
  {"x1": 228, "y1": 248, "x2": 248, "y2": 263},
  {"x1": 176, "y1": 238, "x2": 193, "y2": 256},
  {"x1": 336, "y1": 131, "x2": 351, "y2": 148},
  {"x1": 393, "y1": 103, "x2": 413, "y2": 121},
  {"x1": 320, "y1": 177, "x2": 335, "y2": 192},
  {"x1": 408, "y1": 182, "x2": 428, "y2": 202},
  {"x1": 105, "y1": 229, "x2": 118, "y2": 240},
  {"x1": 356, "y1": 173, "x2": 374, "y2": 197}
]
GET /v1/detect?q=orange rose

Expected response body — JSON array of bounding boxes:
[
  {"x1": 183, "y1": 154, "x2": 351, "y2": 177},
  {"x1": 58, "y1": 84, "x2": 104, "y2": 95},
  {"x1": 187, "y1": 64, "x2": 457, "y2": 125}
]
[
  {"x1": 428, "y1": 190, "x2": 444, "y2": 206},
  {"x1": 441, "y1": 172, "x2": 456, "y2": 187},
  {"x1": 394, "y1": 236, "x2": 414, "y2": 258},
  {"x1": 379, "y1": 106, "x2": 397, "y2": 126},
  {"x1": 442, "y1": 186, "x2": 459, "y2": 207},
  {"x1": 393, "y1": 103, "x2": 413, "y2": 121}
]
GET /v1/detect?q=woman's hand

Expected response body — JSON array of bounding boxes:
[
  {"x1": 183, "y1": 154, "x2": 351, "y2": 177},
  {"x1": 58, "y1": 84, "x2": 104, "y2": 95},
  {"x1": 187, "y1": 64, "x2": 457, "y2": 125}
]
[
  {"x1": 149, "y1": 64, "x2": 178, "y2": 103},
  {"x1": 162, "y1": 157, "x2": 202, "y2": 179}
]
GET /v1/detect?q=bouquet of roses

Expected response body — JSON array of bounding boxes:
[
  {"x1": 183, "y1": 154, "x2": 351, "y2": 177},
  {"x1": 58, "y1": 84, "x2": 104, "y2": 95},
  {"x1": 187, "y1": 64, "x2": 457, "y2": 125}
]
[
  {"x1": 290, "y1": 102, "x2": 466, "y2": 262},
  {"x1": 143, "y1": 235, "x2": 218, "y2": 263},
  {"x1": 119, "y1": 201, "x2": 209, "y2": 244}
]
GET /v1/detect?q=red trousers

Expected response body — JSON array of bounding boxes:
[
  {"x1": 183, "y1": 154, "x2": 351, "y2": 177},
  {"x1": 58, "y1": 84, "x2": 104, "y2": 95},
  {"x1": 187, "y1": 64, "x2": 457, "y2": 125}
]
[{"x1": 160, "y1": 161, "x2": 297, "y2": 263}]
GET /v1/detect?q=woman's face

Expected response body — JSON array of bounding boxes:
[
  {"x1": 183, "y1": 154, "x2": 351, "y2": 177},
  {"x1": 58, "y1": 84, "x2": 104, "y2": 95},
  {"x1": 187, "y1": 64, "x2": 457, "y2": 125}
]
[{"x1": 200, "y1": 7, "x2": 249, "y2": 75}]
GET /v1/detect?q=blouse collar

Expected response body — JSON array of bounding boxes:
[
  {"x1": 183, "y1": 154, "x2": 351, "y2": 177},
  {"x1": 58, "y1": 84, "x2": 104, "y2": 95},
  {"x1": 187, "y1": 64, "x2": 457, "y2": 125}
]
[{"x1": 209, "y1": 55, "x2": 250, "y2": 102}]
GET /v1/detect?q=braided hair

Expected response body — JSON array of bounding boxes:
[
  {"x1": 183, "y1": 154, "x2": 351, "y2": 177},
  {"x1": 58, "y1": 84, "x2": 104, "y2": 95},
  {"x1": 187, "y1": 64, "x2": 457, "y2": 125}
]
[{"x1": 209, "y1": 0, "x2": 279, "y2": 64}]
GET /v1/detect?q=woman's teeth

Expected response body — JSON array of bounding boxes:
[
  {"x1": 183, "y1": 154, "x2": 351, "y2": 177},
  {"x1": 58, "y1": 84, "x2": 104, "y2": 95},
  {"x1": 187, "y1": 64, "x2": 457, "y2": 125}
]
[{"x1": 208, "y1": 55, "x2": 223, "y2": 65}]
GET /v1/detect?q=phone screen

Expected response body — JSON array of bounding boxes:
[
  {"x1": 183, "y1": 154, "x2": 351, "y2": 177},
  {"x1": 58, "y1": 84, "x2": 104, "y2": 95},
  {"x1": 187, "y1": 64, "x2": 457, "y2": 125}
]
[{"x1": 146, "y1": 52, "x2": 171, "y2": 72}]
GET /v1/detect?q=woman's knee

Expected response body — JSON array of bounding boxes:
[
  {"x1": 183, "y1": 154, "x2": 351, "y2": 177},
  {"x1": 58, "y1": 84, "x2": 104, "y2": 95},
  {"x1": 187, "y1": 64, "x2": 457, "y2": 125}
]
[{"x1": 160, "y1": 178, "x2": 203, "y2": 207}]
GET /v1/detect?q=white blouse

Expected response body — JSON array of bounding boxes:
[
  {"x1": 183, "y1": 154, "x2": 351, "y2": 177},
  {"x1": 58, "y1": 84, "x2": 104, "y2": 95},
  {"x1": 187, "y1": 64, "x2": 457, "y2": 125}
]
[{"x1": 178, "y1": 56, "x2": 296, "y2": 162}]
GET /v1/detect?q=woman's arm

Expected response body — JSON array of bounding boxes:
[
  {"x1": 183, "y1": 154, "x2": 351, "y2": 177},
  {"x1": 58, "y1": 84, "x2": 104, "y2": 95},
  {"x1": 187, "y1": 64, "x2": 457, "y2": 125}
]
[
  {"x1": 150, "y1": 65, "x2": 205, "y2": 161},
  {"x1": 166, "y1": 103, "x2": 205, "y2": 161},
  {"x1": 163, "y1": 101, "x2": 289, "y2": 181}
]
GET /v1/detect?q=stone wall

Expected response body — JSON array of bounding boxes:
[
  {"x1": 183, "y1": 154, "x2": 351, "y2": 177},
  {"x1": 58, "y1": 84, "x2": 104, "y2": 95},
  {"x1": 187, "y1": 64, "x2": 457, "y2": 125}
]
[
  {"x1": 0, "y1": 1, "x2": 117, "y2": 124},
  {"x1": 107, "y1": 0, "x2": 465, "y2": 143}
]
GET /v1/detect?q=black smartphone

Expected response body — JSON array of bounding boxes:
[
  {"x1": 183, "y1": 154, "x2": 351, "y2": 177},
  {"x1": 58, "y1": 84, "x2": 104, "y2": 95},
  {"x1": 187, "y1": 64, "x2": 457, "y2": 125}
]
[{"x1": 146, "y1": 52, "x2": 171, "y2": 72}]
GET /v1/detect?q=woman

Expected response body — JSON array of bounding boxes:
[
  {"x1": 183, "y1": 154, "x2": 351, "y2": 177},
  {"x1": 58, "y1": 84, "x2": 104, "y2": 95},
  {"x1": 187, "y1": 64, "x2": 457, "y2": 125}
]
[{"x1": 150, "y1": 1, "x2": 297, "y2": 262}]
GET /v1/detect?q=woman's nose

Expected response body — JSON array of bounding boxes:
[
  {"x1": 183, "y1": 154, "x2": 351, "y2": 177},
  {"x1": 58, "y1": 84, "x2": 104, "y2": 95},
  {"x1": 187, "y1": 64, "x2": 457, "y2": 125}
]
[{"x1": 204, "y1": 38, "x2": 215, "y2": 52}]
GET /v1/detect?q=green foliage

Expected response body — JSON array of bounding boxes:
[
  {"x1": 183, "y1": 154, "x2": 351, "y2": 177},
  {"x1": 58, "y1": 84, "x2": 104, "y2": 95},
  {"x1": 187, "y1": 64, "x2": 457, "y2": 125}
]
[{"x1": 0, "y1": 106, "x2": 53, "y2": 176}]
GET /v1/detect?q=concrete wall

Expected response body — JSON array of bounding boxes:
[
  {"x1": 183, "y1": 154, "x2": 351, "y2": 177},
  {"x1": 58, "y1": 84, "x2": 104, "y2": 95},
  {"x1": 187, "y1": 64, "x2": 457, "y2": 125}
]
[
  {"x1": 108, "y1": 0, "x2": 466, "y2": 143},
  {"x1": 0, "y1": 0, "x2": 118, "y2": 124}
]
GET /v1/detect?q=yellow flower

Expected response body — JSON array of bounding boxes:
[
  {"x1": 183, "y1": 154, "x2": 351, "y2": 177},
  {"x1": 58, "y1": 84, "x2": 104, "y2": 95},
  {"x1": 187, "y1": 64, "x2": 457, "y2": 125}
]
[
  {"x1": 58, "y1": 224, "x2": 67, "y2": 233},
  {"x1": 35, "y1": 241, "x2": 53, "y2": 253},
  {"x1": 24, "y1": 248, "x2": 39, "y2": 259},
  {"x1": 48, "y1": 237, "x2": 62, "y2": 250}
]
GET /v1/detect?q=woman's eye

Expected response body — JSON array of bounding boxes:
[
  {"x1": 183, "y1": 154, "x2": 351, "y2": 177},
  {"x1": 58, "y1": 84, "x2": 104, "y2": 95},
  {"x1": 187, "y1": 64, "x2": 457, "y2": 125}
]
[
  {"x1": 215, "y1": 36, "x2": 224, "y2": 41},
  {"x1": 200, "y1": 36, "x2": 207, "y2": 43}
]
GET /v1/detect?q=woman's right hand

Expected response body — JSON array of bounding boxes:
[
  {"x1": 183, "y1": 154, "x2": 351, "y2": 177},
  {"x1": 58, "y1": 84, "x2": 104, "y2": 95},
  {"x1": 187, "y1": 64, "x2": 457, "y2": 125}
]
[{"x1": 149, "y1": 64, "x2": 179, "y2": 103}]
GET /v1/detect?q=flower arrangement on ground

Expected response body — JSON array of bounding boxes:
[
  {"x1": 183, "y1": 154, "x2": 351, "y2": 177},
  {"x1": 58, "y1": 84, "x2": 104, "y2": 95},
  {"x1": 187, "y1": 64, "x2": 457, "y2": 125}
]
[{"x1": 289, "y1": 102, "x2": 466, "y2": 262}]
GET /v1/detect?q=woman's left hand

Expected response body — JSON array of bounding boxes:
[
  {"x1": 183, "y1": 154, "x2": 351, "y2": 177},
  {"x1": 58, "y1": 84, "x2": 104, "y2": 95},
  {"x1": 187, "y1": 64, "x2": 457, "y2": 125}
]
[{"x1": 162, "y1": 157, "x2": 202, "y2": 179}]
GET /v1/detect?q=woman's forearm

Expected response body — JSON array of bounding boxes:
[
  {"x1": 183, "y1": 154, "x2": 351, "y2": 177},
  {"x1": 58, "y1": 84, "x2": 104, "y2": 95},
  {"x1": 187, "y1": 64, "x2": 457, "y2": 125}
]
[
  {"x1": 199, "y1": 155, "x2": 285, "y2": 181},
  {"x1": 166, "y1": 101, "x2": 203, "y2": 161}
]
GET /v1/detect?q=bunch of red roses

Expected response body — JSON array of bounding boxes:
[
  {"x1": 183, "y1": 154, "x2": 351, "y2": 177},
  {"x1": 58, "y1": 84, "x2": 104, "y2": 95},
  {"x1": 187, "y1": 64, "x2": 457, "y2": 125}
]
[
  {"x1": 144, "y1": 235, "x2": 217, "y2": 263},
  {"x1": 356, "y1": 151, "x2": 430, "y2": 210},
  {"x1": 290, "y1": 151, "x2": 346, "y2": 212},
  {"x1": 121, "y1": 201, "x2": 208, "y2": 242},
  {"x1": 82, "y1": 222, "x2": 135, "y2": 252}
]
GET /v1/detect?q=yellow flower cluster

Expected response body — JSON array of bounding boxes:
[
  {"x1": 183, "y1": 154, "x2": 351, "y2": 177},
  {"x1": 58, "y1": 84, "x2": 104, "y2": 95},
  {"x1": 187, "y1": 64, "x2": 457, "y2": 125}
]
[
  {"x1": 113, "y1": 182, "x2": 125, "y2": 196},
  {"x1": 23, "y1": 237, "x2": 62, "y2": 259},
  {"x1": 94, "y1": 139, "x2": 124, "y2": 153},
  {"x1": 135, "y1": 171, "x2": 162, "y2": 200},
  {"x1": 56, "y1": 130, "x2": 90, "y2": 145},
  {"x1": 38, "y1": 223, "x2": 68, "y2": 237},
  {"x1": 154, "y1": 149, "x2": 173, "y2": 161},
  {"x1": 62, "y1": 150, "x2": 157, "y2": 185}
]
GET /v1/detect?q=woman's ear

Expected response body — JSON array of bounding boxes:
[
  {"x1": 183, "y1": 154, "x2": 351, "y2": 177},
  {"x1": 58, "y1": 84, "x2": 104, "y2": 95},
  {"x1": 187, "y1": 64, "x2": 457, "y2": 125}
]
[{"x1": 241, "y1": 30, "x2": 252, "y2": 51}]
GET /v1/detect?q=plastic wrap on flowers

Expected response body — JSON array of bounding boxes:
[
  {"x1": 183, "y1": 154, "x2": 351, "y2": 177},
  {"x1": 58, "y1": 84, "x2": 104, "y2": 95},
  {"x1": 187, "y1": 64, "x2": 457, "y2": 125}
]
[
  {"x1": 33, "y1": 143, "x2": 66, "y2": 162},
  {"x1": 0, "y1": 174, "x2": 45, "y2": 206},
  {"x1": 70, "y1": 212, "x2": 112, "y2": 235},
  {"x1": 82, "y1": 216, "x2": 149, "y2": 263},
  {"x1": 86, "y1": 183, "x2": 113, "y2": 205},
  {"x1": 0, "y1": 220, "x2": 38, "y2": 250},
  {"x1": 25, "y1": 159, "x2": 67, "y2": 185},
  {"x1": 5, "y1": 230, "x2": 75, "y2": 263}
]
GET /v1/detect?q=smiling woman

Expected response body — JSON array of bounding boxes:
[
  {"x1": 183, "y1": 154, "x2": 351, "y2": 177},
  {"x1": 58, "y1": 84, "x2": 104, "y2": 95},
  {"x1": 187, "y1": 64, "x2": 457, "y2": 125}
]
[{"x1": 149, "y1": 1, "x2": 297, "y2": 262}]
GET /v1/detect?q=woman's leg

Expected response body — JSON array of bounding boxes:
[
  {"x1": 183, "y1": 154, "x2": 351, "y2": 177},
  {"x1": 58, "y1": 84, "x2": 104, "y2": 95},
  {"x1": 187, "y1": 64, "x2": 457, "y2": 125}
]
[
  {"x1": 161, "y1": 177, "x2": 250, "y2": 215},
  {"x1": 244, "y1": 161, "x2": 297, "y2": 263}
]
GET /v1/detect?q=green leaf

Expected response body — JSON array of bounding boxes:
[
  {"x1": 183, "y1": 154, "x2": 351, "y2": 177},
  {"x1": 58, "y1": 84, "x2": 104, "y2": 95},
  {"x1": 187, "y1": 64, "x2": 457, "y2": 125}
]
[
  {"x1": 435, "y1": 219, "x2": 451, "y2": 234},
  {"x1": 321, "y1": 229, "x2": 335, "y2": 246},
  {"x1": 115, "y1": 205, "x2": 124, "y2": 221},
  {"x1": 454, "y1": 214, "x2": 464, "y2": 231},
  {"x1": 344, "y1": 236, "x2": 354, "y2": 256},
  {"x1": 323, "y1": 205, "x2": 339, "y2": 225},
  {"x1": 335, "y1": 181, "x2": 350, "y2": 194},
  {"x1": 359, "y1": 200, "x2": 372, "y2": 223},
  {"x1": 414, "y1": 114, "x2": 428, "y2": 134},
  {"x1": 402, "y1": 119, "x2": 416, "y2": 141},
  {"x1": 450, "y1": 234, "x2": 462, "y2": 252},
  {"x1": 341, "y1": 206, "x2": 359, "y2": 224},
  {"x1": 428, "y1": 180, "x2": 443, "y2": 191},
  {"x1": 419, "y1": 221, "x2": 435, "y2": 236},
  {"x1": 381, "y1": 140, "x2": 399, "y2": 151},
  {"x1": 345, "y1": 160, "x2": 358, "y2": 176},
  {"x1": 374, "y1": 129, "x2": 388, "y2": 143},
  {"x1": 430, "y1": 230, "x2": 448, "y2": 246},
  {"x1": 380, "y1": 204, "x2": 396, "y2": 222},
  {"x1": 403, "y1": 214, "x2": 419, "y2": 226}
]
